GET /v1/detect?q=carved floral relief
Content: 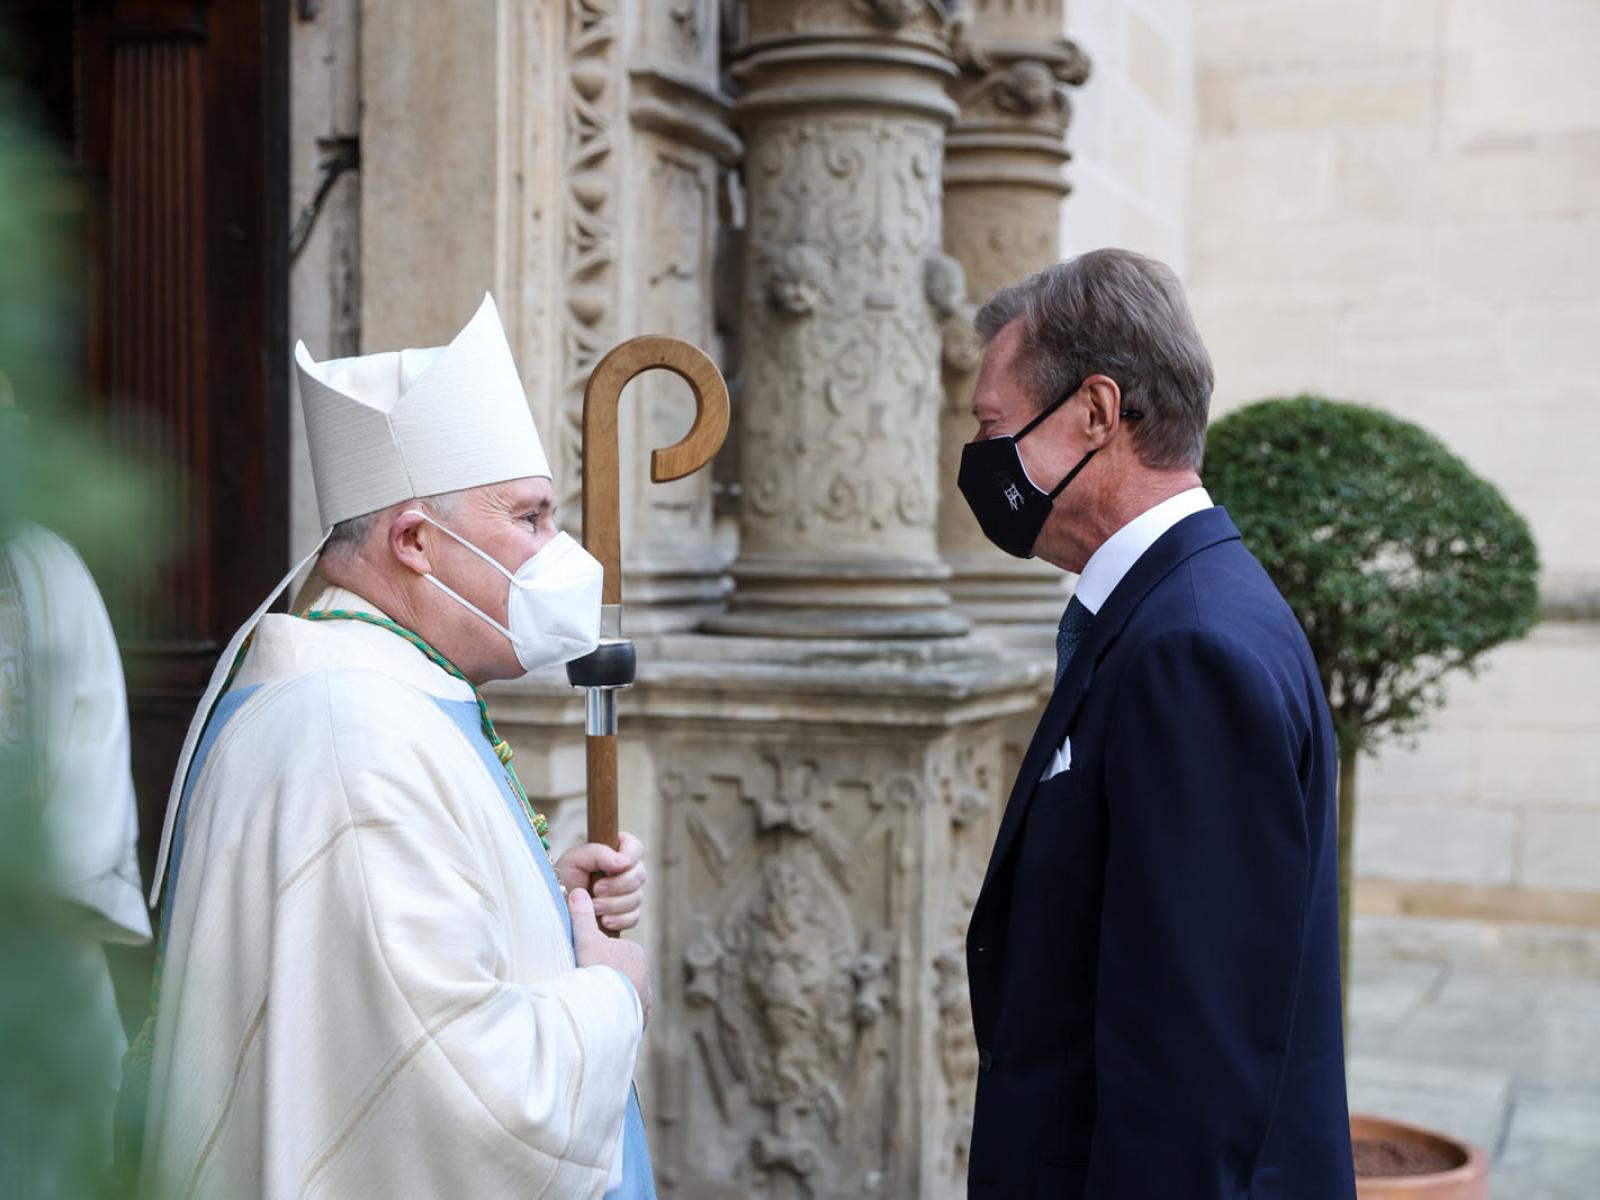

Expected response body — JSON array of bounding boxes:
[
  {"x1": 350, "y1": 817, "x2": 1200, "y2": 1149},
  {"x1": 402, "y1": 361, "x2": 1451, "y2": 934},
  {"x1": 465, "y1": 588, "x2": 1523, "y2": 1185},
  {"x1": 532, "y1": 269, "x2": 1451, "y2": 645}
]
[
  {"x1": 652, "y1": 725, "x2": 1011, "y2": 1198},
  {"x1": 738, "y1": 115, "x2": 945, "y2": 559},
  {"x1": 662, "y1": 741, "x2": 922, "y2": 1194}
]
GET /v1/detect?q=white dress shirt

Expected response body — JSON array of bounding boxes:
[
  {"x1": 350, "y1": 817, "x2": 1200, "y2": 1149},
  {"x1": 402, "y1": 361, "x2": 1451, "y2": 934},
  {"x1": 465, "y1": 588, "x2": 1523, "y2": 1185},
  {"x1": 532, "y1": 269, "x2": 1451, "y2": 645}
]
[{"x1": 1071, "y1": 487, "x2": 1214, "y2": 615}]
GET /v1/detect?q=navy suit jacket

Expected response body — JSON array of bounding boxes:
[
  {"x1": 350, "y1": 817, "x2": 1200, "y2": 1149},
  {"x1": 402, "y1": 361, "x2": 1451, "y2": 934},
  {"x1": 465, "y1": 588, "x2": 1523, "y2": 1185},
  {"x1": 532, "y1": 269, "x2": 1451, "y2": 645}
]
[{"x1": 966, "y1": 507, "x2": 1355, "y2": 1199}]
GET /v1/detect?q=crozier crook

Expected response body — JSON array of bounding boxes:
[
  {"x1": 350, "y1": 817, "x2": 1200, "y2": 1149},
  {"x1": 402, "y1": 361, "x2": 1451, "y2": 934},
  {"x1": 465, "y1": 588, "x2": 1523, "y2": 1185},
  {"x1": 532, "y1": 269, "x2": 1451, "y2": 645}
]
[{"x1": 567, "y1": 336, "x2": 730, "y2": 931}]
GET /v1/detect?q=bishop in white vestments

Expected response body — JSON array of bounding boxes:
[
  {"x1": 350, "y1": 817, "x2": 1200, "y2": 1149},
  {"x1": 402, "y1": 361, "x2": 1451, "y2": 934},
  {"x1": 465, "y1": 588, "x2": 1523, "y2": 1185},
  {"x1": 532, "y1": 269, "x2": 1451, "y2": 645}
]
[{"x1": 136, "y1": 296, "x2": 655, "y2": 1199}]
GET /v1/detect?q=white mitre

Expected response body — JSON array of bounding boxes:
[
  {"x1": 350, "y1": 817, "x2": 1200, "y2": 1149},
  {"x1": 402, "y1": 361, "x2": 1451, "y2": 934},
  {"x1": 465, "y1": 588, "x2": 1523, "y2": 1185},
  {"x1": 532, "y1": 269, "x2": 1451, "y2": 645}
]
[
  {"x1": 151, "y1": 293, "x2": 548, "y2": 902},
  {"x1": 295, "y1": 293, "x2": 550, "y2": 526}
]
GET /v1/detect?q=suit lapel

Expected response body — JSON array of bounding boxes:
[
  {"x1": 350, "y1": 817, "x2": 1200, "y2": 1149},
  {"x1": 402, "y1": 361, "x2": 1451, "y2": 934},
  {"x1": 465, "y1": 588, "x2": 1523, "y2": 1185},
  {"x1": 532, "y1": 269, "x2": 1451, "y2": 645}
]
[{"x1": 976, "y1": 508, "x2": 1245, "y2": 907}]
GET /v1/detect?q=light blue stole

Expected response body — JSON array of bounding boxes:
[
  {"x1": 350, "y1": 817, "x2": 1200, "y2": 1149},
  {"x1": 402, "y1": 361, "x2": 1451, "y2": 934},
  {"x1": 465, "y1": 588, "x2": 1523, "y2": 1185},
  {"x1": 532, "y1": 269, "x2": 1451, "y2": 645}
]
[{"x1": 162, "y1": 685, "x2": 260, "y2": 944}]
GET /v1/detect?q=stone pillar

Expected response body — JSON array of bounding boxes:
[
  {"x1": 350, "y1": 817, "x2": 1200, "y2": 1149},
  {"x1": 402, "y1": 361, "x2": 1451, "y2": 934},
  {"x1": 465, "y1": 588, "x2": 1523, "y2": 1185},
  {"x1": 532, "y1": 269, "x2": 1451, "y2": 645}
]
[
  {"x1": 632, "y1": 638, "x2": 1038, "y2": 1197},
  {"x1": 618, "y1": 0, "x2": 744, "y2": 633},
  {"x1": 937, "y1": 0, "x2": 1091, "y2": 642},
  {"x1": 702, "y1": 0, "x2": 967, "y2": 639}
]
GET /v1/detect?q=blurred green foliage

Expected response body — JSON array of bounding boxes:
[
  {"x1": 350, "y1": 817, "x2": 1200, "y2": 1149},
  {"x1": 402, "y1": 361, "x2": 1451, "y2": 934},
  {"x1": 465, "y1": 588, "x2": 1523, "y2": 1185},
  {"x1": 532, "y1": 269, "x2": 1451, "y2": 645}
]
[
  {"x1": 1, "y1": 72, "x2": 161, "y2": 1199},
  {"x1": 1206, "y1": 395, "x2": 1540, "y2": 758},
  {"x1": 1206, "y1": 395, "x2": 1540, "y2": 1018},
  {"x1": 0, "y1": 116, "x2": 168, "y2": 568}
]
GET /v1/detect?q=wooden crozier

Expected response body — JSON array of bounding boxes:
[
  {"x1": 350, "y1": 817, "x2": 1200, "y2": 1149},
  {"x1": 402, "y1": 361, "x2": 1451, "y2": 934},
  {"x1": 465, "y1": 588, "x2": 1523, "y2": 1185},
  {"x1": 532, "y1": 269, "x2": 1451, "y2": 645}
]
[{"x1": 568, "y1": 337, "x2": 729, "y2": 929}]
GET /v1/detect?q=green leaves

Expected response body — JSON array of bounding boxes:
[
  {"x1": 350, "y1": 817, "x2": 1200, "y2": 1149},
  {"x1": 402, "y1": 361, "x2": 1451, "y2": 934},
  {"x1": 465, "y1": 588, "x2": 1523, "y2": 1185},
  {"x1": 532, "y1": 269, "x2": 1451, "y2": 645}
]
[{"x1": 1206, "y1": 395, "x2": 1540, "y2": 757}]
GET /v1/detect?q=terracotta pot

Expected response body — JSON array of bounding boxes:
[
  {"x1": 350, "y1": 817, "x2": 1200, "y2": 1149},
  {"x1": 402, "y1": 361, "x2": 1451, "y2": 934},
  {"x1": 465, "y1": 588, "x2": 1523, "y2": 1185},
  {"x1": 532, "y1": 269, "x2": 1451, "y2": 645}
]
[{"x1": 1351, "y1": 1113, "x2": 1489, "y2": 1199}]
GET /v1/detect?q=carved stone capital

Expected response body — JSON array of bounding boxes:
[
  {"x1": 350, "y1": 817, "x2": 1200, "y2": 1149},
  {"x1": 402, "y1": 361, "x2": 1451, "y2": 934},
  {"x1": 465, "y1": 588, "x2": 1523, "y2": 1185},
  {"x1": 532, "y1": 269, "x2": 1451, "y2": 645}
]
[
  {"x1": 943, "y1": 3, "x2": 1092, "y2": 187},
  {"x1": 744, "y1": 0, "x2": 954, "y2": 46},
  {"x1": 863, "y1": 0, "x2": 952, "y2": 30},
  {"x1": 629, "y1": 65, "x2": 743, "y2": 163}
]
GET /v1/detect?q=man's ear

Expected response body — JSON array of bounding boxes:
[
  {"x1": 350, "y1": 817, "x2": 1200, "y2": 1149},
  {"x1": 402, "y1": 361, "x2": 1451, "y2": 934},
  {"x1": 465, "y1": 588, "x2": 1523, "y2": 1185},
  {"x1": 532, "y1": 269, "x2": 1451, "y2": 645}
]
[
  {"x1": 388, "y1": 508, "x2": 433, "y2": 577},
  {"x1": 1080, "y1": 374, "x2": 1123, "y2": 449}
]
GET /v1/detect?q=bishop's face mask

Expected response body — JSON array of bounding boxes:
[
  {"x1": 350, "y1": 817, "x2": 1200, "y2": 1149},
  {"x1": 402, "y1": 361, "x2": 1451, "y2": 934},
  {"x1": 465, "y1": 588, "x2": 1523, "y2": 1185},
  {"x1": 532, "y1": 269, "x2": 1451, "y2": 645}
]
[
  {"x1": 407, "y1": 511, "x2": 603, "y2": 674},
  {"x1": 957, "y1": 385, "x2": 1144, "y2": 559}
]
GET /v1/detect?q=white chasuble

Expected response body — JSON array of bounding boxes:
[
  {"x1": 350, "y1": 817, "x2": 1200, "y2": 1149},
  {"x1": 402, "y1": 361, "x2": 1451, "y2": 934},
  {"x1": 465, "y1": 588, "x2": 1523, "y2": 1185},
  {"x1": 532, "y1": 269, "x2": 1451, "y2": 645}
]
[{"x1": 142, "y1": 588, "x2": 640, "y2": 1199}]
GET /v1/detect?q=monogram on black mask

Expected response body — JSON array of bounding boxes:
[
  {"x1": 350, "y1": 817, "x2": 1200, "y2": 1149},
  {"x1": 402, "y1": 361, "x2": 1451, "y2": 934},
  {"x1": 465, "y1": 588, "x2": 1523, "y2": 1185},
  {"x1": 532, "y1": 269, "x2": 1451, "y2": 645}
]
[{"x1": 957, "y1": 383, "x2": 1144, "y2": 559}]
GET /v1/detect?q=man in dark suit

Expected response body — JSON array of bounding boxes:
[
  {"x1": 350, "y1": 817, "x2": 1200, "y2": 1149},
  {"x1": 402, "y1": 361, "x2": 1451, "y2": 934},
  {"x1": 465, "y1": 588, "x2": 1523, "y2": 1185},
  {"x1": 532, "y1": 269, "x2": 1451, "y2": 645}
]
[{"x1": 958, "y1": 249, "x2": 1355, "y2": 1199}]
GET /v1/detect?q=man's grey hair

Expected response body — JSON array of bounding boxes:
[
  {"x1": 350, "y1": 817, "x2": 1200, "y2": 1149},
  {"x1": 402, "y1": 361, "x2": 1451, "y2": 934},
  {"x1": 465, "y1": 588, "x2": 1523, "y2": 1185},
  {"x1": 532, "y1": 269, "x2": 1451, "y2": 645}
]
[
  {"x1": 323, "y1": 489, "x2": 464, "y2": 559},
  {"x1": 974, "y1": 248, "x2": 1214, "y2": 471}
]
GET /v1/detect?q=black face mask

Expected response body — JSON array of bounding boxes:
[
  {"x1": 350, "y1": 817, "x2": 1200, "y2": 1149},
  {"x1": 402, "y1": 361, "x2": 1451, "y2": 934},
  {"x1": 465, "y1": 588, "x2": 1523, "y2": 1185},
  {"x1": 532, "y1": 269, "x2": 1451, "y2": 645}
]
[{"x1": 957, "y1": 386, "x2": 1144, "y2": 559}]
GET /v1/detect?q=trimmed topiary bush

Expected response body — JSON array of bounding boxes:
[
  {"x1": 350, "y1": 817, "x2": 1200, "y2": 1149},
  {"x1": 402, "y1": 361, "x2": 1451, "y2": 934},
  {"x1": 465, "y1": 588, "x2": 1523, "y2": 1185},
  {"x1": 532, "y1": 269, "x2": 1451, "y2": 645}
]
[{"x1": 1205, "y1": 395, "x2": 1540, "y2": 1020}]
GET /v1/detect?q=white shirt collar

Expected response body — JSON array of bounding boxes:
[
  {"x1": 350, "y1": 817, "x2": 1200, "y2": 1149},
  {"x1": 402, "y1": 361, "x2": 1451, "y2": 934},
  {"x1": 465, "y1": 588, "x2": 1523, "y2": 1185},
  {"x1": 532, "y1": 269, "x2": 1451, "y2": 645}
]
[{"x1": 1071, "y1": 487, "x2": 1213, "y2": 615}]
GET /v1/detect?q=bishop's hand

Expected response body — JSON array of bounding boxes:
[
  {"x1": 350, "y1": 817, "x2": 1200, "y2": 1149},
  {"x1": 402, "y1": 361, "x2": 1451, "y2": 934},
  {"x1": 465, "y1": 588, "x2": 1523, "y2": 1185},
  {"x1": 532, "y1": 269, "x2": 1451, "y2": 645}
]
[
  {"x1": 554, "y1": 830, "x2": 646, "y2": 932},
  {"x1": 568, "y1": 887, "x2": 652, "y2": 1028}
]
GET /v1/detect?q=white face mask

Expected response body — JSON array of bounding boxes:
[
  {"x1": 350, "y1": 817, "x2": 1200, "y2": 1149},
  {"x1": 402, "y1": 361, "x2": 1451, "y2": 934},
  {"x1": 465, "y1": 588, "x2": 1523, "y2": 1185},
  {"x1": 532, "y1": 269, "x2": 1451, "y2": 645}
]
[{"x1": 407, "y1": 511, "x2": 603, "y2": 674}]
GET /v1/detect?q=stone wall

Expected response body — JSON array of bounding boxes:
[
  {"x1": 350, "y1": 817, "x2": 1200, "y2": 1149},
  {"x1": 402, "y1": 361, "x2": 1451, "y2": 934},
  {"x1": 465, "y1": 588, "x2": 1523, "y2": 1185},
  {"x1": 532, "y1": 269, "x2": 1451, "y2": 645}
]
[
  {"x1": 1060, "y1": 0, "x2": 1195, "y2": 268},
  {"x1": 1188, "y1": 0, "x2": 1600, "y2": 918}
]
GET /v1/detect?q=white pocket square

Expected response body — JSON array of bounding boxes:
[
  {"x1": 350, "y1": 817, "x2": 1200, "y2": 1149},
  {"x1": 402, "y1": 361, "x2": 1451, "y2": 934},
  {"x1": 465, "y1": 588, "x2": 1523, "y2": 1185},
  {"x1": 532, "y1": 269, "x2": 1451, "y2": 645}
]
[{"x1": 1041, "y1": 736, "x2": 1072, "y2": 782}]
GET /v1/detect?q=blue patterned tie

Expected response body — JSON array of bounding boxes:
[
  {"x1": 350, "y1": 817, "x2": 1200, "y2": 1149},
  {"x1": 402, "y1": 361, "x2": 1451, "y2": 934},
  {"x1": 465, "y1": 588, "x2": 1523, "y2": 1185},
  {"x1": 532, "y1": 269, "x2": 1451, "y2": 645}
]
[{"x1": 1055, "y1": 595, "x2": 1093, "y2": 687}]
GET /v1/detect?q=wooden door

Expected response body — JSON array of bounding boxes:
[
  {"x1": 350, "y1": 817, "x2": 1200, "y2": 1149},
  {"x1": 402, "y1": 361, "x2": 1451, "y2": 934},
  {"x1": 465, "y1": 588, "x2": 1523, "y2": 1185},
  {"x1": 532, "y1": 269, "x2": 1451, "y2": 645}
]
[{"x1": 74, "y1": 0, "x2": 289, "y2": 882}]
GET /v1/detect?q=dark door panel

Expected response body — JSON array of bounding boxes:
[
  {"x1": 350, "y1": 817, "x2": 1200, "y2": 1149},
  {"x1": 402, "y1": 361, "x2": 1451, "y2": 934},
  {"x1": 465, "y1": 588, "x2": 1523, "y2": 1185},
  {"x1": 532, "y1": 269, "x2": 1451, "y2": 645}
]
[{"x1": 74, "y1": 0, "x2": 288, "y2": 884}]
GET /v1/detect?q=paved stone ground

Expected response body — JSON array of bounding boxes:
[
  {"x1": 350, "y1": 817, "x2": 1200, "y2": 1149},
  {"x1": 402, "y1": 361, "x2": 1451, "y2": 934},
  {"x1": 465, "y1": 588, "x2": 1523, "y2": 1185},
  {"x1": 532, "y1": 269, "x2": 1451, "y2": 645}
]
[{"x1": 1348, "y1": 916, "x2": 1600, "y2": 1199}]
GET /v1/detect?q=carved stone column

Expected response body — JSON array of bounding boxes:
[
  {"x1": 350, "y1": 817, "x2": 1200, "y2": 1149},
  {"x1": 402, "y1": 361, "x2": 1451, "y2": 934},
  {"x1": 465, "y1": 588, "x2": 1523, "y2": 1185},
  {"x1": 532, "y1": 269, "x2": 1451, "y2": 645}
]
[
  {"x1": 703, "y1": 0, "x2": 967, "y2": 639},
  {"x1": 619, "y1": 1, "x2": 744, "y2": 633},
  {"x1": 938, "y1": 0, "x2": 1091, "y2": 640}
]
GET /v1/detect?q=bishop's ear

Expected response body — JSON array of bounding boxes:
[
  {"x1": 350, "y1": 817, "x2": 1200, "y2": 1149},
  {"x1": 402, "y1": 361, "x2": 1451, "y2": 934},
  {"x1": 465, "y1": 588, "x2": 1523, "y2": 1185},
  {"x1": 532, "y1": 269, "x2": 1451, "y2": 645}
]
[{"x1": 389, "y1": 507, "x2": 434, "y2": 576}]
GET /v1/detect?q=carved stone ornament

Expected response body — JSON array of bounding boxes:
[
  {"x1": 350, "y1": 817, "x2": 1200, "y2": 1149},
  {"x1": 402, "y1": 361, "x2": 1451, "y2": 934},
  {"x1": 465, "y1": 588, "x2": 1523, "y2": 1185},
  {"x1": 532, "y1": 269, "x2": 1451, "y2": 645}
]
[
  {"x1": 766, "y1": 242, "x2": 833, "y2": 319},
  {"x1": 670, "y1": 0, "x2": 699, "y2": 45},
  {"x1": 683, "y1": 852, "x2": 891, "y2": 1185},
  {"x1": 862, "y1": 0, "x2": 948, "y2": 30},
  {"x1": 953, "y1": 55, "x2": 1074, "y2": 131},
  {"x1": 929, "y1": 740, "x2": 999, "y2": 1186},
  {"x1": 994, "y1": 59, "x2": 1059, "y2": 116},
  {"x1": 923, "y1": 251, "x2": 967, "y2": 320},
  {"x1": 948, "y1": 11, "x2": 1091, "y2": 136},
  {"x1": 940, "y1": 314, "x2": 982, "y2": 376},
  {"x1": 925, "y1": 251, "x2": 982, "y2": 374},
  {"x1": 558, "y1": 0, "x2": 621, "y2": 527},
  {"x1": 653, "y1": 733, "x2": 1000, "y2": 1196}
]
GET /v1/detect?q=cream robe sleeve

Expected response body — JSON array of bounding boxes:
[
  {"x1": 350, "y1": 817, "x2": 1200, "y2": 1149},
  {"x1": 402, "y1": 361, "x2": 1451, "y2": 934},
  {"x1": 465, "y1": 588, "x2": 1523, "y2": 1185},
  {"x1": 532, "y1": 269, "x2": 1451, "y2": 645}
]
[
  {"x1": 309, "y1": 670, "x2": 640, "y2": 1195},
  {"x1": 146, "y1": 667, "x2": 640, "y2": 1200}
]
